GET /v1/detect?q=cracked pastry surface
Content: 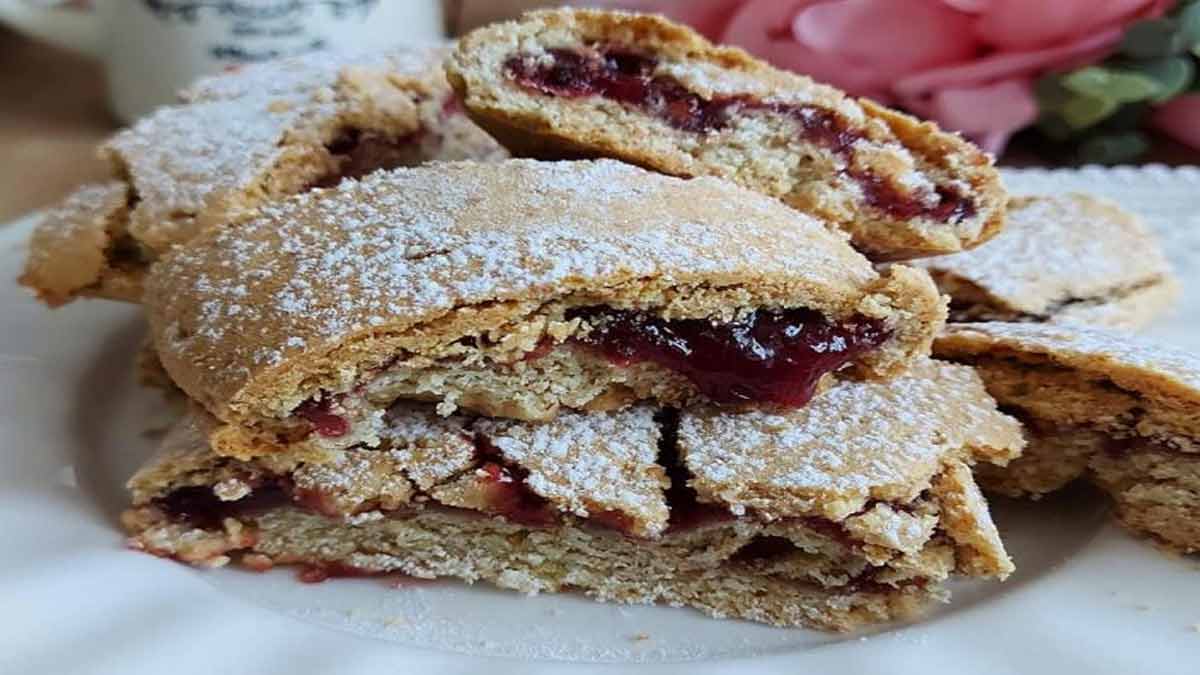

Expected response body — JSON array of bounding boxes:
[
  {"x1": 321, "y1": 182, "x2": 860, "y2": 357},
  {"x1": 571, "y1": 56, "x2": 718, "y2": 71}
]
[
  {"x1": 935, "y1": 322, "x2": 1200, "y2": 554},
  {"x1": 145, "y1": 159, "x2": 945, "y2": 455},
  {"x1": 19, "y1": 45, "x2": 506, "y2": 307},
  {"x1": 445, "y1": 8, "x2": 1006, "y2": 261},
  {"x1": 916, "y1": 194, "x2": 1177, "y2": 329},
  {"x1": 122, "y1": 360, "x2": 1020, "y2": 631}
]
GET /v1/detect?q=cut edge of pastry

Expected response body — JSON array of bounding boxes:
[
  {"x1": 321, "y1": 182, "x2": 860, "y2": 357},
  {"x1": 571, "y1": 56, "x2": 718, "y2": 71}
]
[
  {"x1": 934, "y1": 322, "x2": 1200, "y2": 554},
  {"x1": 446, "y1": 8, "x2": 1006, "y2": 261},
  {"x1": 121, "y1": 389, "x2": 1015, "y2": 631}
]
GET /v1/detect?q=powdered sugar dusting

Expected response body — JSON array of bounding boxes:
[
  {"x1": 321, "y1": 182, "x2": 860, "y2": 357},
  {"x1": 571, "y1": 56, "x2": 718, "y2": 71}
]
[
  {"x1": 678, "y1": 360, "x2": 1024, "y2": 520},
  {"x1": 478, "y1": 406, "x2": 669, "y2": 535},
  {"x1": 106, "y1": 96, "x2": 327, "y2": 246},
  {"x1": 939, "y1": 322, "x2": 1200, "y2": 396},
  {"x1": 23, "y1": 181, "x2": 126, "y2": 268},
  {"x1": 180, "y1": 46, "x2": 444, "y2": 104},
  {"x1": 917, "y1": 194, "x2": 1173, "y2": 316},
  {"x1": 380, "y1": 405, "x2": 476, "y2": 490},
  {"x1": 149, "y1": 159, "x2": 872, "y2": 401}
]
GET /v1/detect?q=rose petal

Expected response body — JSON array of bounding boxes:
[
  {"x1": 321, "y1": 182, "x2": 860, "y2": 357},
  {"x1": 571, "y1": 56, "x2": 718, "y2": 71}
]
[
  {"x1": 940, "y1": 0, "x2": 992, "y2": 12},
  {"x1": 900, "y1": 79, "x2": 1036, "y2": 155},
  {"x1": 581, "y1": 0, "x2": 747, "y2": 40},
  {"x1": 719, "y1": 0, "x2": 888, "y2": 97},
  {"x1": 974, "y1": 0, "x2": 1165, "y2": 50},
  {"x1": 894, "y1": 28, "x2": 1121, "y2": 97},
  {"x1": 913, "y1": 79, "x2": 1038, "y2": 135},
  {"x1": 793, "y1": 0, "x2": 975, "y2": 78},
  {"x1": 1152, "y1": 95, "x2": 1200, "y2": 150},
  {"x1": 973, "y1": 130, "x2": 1015, "y2": 155}
]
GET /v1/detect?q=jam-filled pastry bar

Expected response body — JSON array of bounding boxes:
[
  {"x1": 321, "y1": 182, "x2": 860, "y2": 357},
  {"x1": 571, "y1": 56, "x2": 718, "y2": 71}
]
[
  {"x1": 144, "y1": 159, "x2": 945, "y2": 456},
  {"x1": 917, "y1": 195, "x2": 1177, "y2": 329},
  {"x1": 19, "y1": 45, "x2": 505, "y2": 307},
  {"x1": 445, "y1": 8, "x2": 1006, "y2": 261},
  {"x1": 935, "y1": 322, "x2": 1200, "y2": 553},
  {"x1": 122, "y1": 360, "x2": 1022, "y2": 631}
]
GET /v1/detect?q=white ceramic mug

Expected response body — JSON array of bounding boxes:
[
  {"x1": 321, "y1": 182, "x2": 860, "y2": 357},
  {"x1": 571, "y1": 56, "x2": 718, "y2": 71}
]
[{"x1": 0, "y1": 0, "x2": 446, "y2": 122}]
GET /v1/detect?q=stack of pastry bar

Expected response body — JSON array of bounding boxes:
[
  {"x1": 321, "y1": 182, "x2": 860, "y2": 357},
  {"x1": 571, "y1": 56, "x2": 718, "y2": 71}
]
[{"x1": 20, "y1": 10, "x2": 1196, "y2": 633}]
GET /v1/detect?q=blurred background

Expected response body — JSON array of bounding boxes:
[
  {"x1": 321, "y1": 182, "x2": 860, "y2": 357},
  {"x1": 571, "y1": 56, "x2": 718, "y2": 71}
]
[{"x1": 2, "y1": 0, "x2": 1197, "y2": 223}]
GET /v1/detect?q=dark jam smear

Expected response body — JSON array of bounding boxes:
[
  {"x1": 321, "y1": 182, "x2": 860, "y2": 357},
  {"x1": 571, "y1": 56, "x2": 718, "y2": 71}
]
[
  {"x1": 157, "y1": 483, "x2": 289, "y2": 530},
  {"x1": 295, "y1": 397, "x2": 350, "y2": 438},
  {"x1": 308, "y1": 128, "x2": 425, "y2": 190},
  {"x1": 504, "y1": 47, "x2": 976, "y2": 223},
  {"x1": 570, "y1": 307, "x2": 889, "y2": 408},
  {"x1": 657, "y1": 409, "x2": 734, "y2": 533},
  {"x1": 473, "y1": 435, "x2": 560, "y2": 527}
]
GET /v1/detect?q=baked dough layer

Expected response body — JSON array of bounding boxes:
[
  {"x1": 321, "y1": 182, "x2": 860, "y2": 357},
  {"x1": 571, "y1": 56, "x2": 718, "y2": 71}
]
[
  {"x1": 123, "y1": 360, "x2": 1020, "y2": 631},
  {"x1": 935, "y1": 322, "x2": 1200, "y2": 553},
  {"x1": 446, "y1": 8, "x2": 1006, "y2": 261},
  {"x1": 20, "y1": 45, "x2": 505, "y2": 306},
  {"x1": 145, "y1": 159, "x2": 945, "y2": 443}
]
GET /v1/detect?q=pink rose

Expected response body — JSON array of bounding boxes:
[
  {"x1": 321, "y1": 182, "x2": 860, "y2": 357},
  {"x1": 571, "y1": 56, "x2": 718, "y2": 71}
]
[
  {"x1": 1153, "y1": 94, "x2": 1200, "y2": 150},
  {"x1": 580, "y1": 0, "x2": 1173, "y2": 154}
]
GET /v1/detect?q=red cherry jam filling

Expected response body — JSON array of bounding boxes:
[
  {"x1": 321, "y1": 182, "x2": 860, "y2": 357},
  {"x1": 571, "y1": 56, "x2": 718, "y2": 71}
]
[
  {"x1": 472, "y1": 436, "x2": 560, "y2": 527},
  {"x1": 657, "y1": 409, "x2": 734, "y2": 533},
  {"x1": 504, "y1": 47, "x2": 976, "y2": 223},
  {"x1": 294, "y1": 397, "x2": 350, "y2": 438},
  {"x1": 309, "y1": 128, "x2": 425, "y2": 190},
  {"x1": 570, "y1": 307, "x2": 889, "y2": 408},
  {"x1": 157, "y1": 483, "x2": 289, "y2": 530}
]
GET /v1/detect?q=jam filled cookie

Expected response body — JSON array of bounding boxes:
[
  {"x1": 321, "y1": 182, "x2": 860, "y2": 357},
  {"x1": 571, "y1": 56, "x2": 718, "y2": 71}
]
[
  {"x1": 19, "y1": 182, "x2": 139, "y2": 306},
  {"x1": 935, "y1": 322, "x2": 1200, "y2": 553},
  {"x1": 144, "y1": 160, "x2": 945, "y2": 455},
  {"x1": 20, "y1": 46, "x2": 505, "y2": 307},
  {"x1": 123, "y1": 361, "x2": 1021, "y2": 632},
  {"x1": 446, "y1": 8, "x2": 1006, "y2": 261},
  {"x1": 917, "y1": 194, "x2": 1177, "y2": 329}
]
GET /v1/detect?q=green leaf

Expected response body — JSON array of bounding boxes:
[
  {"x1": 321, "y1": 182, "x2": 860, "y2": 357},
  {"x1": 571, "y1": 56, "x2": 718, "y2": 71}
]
[
  {"x1": 1179, "y1": 2, "x2": 1200, "y2": 47},
  {"x1": 1037, "y1": 113, "x2": 1075, "y2": 142},
  {"x1": 1078, "y1": 132, "x2": 1150, "y2": 165},
  {"x1": 1062, "y1": 66, "x2": 1161, "y2": 103},
  {"x1": 1121, "y1": 18, "x2": 1186, "y2": 58},
  {"x1": 1034, "y1": 75, "x2": 1074, "y2": 111},
  {"x1": 1131, "y1": 56, "x2": 1196, "y2": 103},
  {"x1": 1100, "y1": 103, "x2": 1149, "y2": 132},
  {"x1": 1061, "y1": 67, "x2": 1110, "y2": 97},
  {"x1": 1060, "y1": 94, "x2": 1119, "y2": 129}
]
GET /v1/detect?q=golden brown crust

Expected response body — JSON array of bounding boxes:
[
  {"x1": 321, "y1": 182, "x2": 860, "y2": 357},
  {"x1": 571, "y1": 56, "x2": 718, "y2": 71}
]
[
  {"x1": 124, "y1": 502, "x2": 939, "y2": 630},
  {"x1": 678, "y1": 360, "x2": 1023, "y2": 526},
  {"x1": 935, "y1": 323, "x2": 1200, "y2": 411},
  {"x1": 918, "y1": 194, "x2": 1177, "y2": 328},
  {"x1": 146, "y1": 159, "x2": 944, "y2": 432},
  {"x1": 18, "y1": 182, "x2": 142, "y2": 306},
  {"x1": 124, "y1": 372, "x2": 1016, "y2": 629},
  {"x1": 22, "y1": 46, "x2": 505, "y2": 307},
  {"x1": 446, "y1": 8, "x2": 1006, "y2": 260},
  {"x1": 935, "y1": 322, "x2": 1200, "y2": 553}
]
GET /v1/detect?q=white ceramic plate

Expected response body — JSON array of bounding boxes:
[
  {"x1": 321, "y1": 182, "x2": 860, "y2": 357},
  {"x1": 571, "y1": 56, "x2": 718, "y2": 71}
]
[{"x1": 4, "y1": 166, "x2": 1200, "y2": 675}]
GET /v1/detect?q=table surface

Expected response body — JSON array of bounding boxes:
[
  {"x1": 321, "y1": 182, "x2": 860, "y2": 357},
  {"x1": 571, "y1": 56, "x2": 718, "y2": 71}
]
[{"x1": 2, "y1": 24, "x2": 1197, "y2": 224}]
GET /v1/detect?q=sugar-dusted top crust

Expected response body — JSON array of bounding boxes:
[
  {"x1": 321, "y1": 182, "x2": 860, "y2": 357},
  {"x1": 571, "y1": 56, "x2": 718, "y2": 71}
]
[
  {"x1": 917, "y1": 194, "x2": 1176, "y2": 319},
  {"x1": 934, "y1": 322, "x2": 1200, "y2": 407},
  {"x1": 22, "y1": 45, "x2": 504, "y2": 307},
  {"x1": 179, "y1": 46, "x2": 447, "y2": 104},
  {"x1": 103, "y1": 97, "x2": 329, "y2": 254},
  {"x1": 19, "y1": 181, "x2": 136, "y2": 306},
  {"x1": 104, "y1": 46, "x2": 457, "y2": 255},
  {"x1": 131, "y1": 405, "x2": 671, "y2": 538},
  {"x1": 677, "y1": 359, "x2": 1024, "y2": 521},
  {"x1": 146, "y1": 159, "x2": 943, "y2": 423},
  {"x1": 474, "y1": 406, "x2": 669, "y2": 534},
  {"x1": 446, "y1": 8, "x2": 1006, "y2": 260}
]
